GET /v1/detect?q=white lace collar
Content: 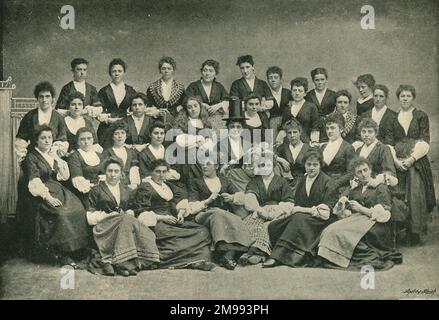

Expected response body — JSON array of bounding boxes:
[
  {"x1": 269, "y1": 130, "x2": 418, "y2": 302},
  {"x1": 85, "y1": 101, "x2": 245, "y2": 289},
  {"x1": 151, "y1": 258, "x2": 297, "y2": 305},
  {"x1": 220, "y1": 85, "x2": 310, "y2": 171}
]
[
  {"x1": 144, "y1": 176, "x2": 173, "y2": 201},
  {"x1": 204, "y1": 176, "x2": 222, "y2": 194},
  {"x1": 245, "y1": 111, "x2": 262, "y2": 127},
  {"x1": 78, "y1": 148, "x2": 101, "y2": 166},
  {"x1": 64, "y1": 116, "x2": 86, "y2": 134}
]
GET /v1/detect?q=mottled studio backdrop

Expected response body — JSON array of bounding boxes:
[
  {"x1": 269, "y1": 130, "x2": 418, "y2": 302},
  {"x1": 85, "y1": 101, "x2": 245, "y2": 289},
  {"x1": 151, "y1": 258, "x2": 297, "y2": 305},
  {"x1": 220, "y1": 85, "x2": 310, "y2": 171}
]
[{"x1": 2, "y1": 0, "x2": 439, "y2": 147}]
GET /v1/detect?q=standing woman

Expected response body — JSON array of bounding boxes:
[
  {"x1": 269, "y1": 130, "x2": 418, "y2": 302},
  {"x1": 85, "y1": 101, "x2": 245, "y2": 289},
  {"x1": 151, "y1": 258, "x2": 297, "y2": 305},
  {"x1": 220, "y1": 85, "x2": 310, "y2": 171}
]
[
  {"x1": 86, "y1": 158, "x2": 160, "y2": 276},
  {"x1": 264, "y1": 150, "x2": 337, "y2": 268},
  {"x1": 101, "y1": 121, "x2": 140, "y2": 188},
  {"x1": 390, "y1": 84, "x2": 436, "y2": 244},
  {"x1": 63, "y1": 91, "x2": 100, "y2": 154},
  {"x1": 146, "y1": 56, "x2": 186, "y2": 127},
  {"x1": 68, "y1": 127, "x2": 104, "y2": 203},
  {"x1": 16, "y1": 81, "x2": 68, "y2": 161},
  {"x1": 97, "y1": 58, "x2": 137, "y2": 148},
  {"x1": 354, "y1": 74, "x2": 375, "y2": 116},
  {"x1": 186, "y1": 59, "x2": 229, "y2": 132},
  {"x1": 278, "y1": 77, "x2": 320, "y2": 145},
  {"x1": 331, "y1": 90, "x2": 358, "y2": 143},
  {"x1": 320, "y1": 112, "x2": 356, "y2": 194},
  {"x1": 19, "y1": 126, "x2": 89, "y2": 266},
  {"x1": 305, "y1": 68, "x2": 337, "y2": 142},
  {"x1": 131, "y1": 159, "x2": 214, "y2": 270}
]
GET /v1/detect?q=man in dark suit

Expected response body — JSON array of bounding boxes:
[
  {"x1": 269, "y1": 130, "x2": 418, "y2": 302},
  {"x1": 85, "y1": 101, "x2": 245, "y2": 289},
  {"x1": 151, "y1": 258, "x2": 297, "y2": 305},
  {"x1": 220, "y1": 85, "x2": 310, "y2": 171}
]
[
  {"x1": 56, "y1": 58, "x2": 100, "y2": 111},
  {"x1": 359, "y1": 84, "x2": 396, "y2": 145},
  {"x1": 230, "y1": 54, "x2": 273, "y2": 111},
  {"x1": 266, "y1": 66, "x2": 292, "y2": 140},
  {"x1": 305, "y1": 67, "x2": 337, "y2": 142}
]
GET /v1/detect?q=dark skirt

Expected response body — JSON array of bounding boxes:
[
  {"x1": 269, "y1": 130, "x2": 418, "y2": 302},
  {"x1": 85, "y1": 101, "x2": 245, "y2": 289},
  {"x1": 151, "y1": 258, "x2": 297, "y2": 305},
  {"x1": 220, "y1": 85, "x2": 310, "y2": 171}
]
[
  {"x1": 92, "y1": 214, "x2": 160, "y2": 266},
  {"x1": 268, "y1": 213, "x2": 336, "y2": 267},
  {"x1": 194, "y1": 207, "x2": 252, "y2": 253},
  {"x1": 154, "y1": 220, "x2": 212, "y2": 268},
  {"x1": 20, "y1": 180, "x2": 89, "y2": 255}
]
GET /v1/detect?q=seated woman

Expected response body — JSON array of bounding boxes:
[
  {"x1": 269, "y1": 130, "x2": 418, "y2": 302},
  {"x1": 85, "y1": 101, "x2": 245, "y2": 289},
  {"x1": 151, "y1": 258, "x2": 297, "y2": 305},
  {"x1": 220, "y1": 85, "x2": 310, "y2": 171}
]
[
  {"x1": 86, "y1": 158, "x2": 160, "y2": 276},
  {"x1": 63, "y1": 91, "x2": 101, "y2": 154},
  {"x1": 68, "y1": 127, "x2": 104, "y2": 202},
  {"x1": 187, "y1": 160, "x2": 253, "y2": 270},
  {"x1": 101, "y1": 121, "x2": 140, "y2": 189},
  {"x1": 186, "y1": 59, "x2": 229, "y2": 133},
  {"x1": 318, "y1": 157, "x2": 403, "y2": 270},
  {"x1": 264, "y1": 149, "x2": 337, "y2": 268},
  {"x1": 242, "y1": 93, "x2": 270, "y2": 141},
  {"x1": 328, "y1": 90, "x2": 358, "y2": 143},
  {"x1": 145, "y1": 56, "x2": 186, "y2": 127},
  {"x1": 275, "y1": 119, "x2": 310, "y2": 191},
  {"x1": 97, "y1": 58, "x2": 137, "y2": 148},
  {"x1": 138, "y1": 121, "x2": 181, "y2": 181},
  {"x1": 224, "y1": 148, "x2": 295, "y2": 265},
  {"x1": 19, "y1": 126, "x2": 89, "y2": 266},
  {"x1": 320, "y1": 112, "x2": 356, "y2": 194},
  {"x1": 278, "y1": 77, "x2": 320, "y2": 145},
  {"x1": 354, "y1": 74, "x2": 376, "y2": 117},
  {"x1": 131, "y1": 159, "x2": 214, "y2": 270},
  {"x1": 389, "y1": 84, "x2": 436, "y2": 245}
]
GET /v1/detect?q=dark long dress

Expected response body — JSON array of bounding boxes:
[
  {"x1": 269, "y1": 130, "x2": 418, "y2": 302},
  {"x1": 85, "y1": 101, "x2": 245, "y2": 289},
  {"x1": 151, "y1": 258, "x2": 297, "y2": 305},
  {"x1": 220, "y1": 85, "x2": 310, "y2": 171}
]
[
  {"x1": 97, "y1": 83, "x2": 137, "y2": 148},
  {"x1": 390, "y1": 109, "x2": 436, "y2": 238},
  {"x1": 280, "y1": 101, "x2": 320, "y2": 143},
  {"x1": 85, "y1": 182, "x2": 160, "y2": 273},
  {"x1": 244, "y1": 175, "x2": 295, "y2": 256},
  {"x1": 318, "y1": 184, "x2": 403, "y2": 270},
  {"x1": 131, "y1": 181, "x2": 212, "y2": 268},
  {"x1": 268, "y1": 172, "x2": 337, "y2": 267},
  {"x1": 305, "y1": 88, "x2": 337, "y2": 142},
  {"x1": 190, "y1": 176, "x2": 252, "y2": 253},
  {"x1": 18, "y1": 149, "x2": 89, "y2": 258},
  {"x1": 123, "y1": 115, "x2": 154, "y2": 145}
]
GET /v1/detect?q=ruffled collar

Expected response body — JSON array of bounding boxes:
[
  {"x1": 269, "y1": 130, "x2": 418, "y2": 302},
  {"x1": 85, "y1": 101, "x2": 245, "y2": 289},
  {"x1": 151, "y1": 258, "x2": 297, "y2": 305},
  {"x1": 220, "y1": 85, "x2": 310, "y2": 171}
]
[{"x1": 144, "y1": 176, "x2": 173, "y2": 201}]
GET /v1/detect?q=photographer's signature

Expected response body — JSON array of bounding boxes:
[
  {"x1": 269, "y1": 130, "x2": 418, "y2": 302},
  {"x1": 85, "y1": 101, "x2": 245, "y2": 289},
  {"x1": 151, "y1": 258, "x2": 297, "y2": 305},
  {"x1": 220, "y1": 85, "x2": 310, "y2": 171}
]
[{"x1": 402, "y1": 288, "x2": 437, "y2": 296}]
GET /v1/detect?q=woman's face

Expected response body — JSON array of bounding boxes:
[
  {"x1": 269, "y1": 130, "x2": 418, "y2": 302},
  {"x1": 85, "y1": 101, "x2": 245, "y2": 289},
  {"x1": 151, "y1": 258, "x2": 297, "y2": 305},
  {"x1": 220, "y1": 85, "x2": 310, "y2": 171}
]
[
  {"x1": 160, "y1": 62, "x2": 174, "y2": 81},
  {"x1": 69, "y1": 98, "x2": 84, "y2": 118},
  {"x1": 305, "y1": 157, "x2": 321, "y2": 178},
  {"x1": 357, "y1": 82, "x2": 372, "y2": 98},
  {"x1": 37, "y1": 91, "x2": 54, "y2": 111},
  {"x1": 354, "y1": 163, "x2": 371, "y2": 184},
  {"x1": 111, "y1": 64, "x2": 125, "y2": 84},
  {"x1": 291, "y1": 85, "x2": 306, "y2": 102},
  {"x1": 77, "y1": 131, "x2": 94, "y2": 151},
  {"x1": 186, "y1": 99, "x2": 201, "y2": 119},
  {"x1": 287, "y1": 128, "x2": 302, "y2": 146},
  {"x1": 245, "y1": 98, "x2": 260, "y2": 115},
  {"x1": 267, "y1": 73, "x2": 282, "y2": 91},
  {"x1": 37, "y1": 130, "x2": 53, "y2": 152},
  {"x1": 228, "y1": 122, "x2": 243, "y2": 138},
  {"x1": 202, "y1": 162, "x2": 217, "y2": 177},
  {"x1": 150, "y1": 127, "x2": 165, "y2": 145},
  {"x1": 373, "y1": 89, "x2": 387, "y2": 109},
  {"x1": 255, "y1": 159, "x2": 273, "y2": 176},
  {"x1": 326, "y1": 122, "x2": 342, "y2": 141},
  {"x1": 112, "y1": 129, "x2": 127, "y2": 147},
  {"x1": 360, "y1": 127, "x2": 377, "y2": 146},
  {"x1": 151, "y1": 165, "x2": 168, "y2": 185},
  {"x1": 239, "y1": 62, "x2": 255, "y2": 79},
  {"x1": 313, "y1": 74, "x2": 328, "y2": 91},
  {"x1": 336, "y1": 95, "x2": 350, "y2": 114},
  {"x1": 106, "y1": 163, "x2": 122, "y2": 186},
  {"x1": 131, "y1": 98, "x2": 146, "y2": 117},
  {"x1": 73, "y1": 63, "x2": 87, "y2": 82},
  {"x1": 243, "y1": 163, "x2": 256, "y2": 178},
  {"x1": 398, "y1": 90, "x2": 415, "y2": 111},
  {"x1": 201, "y1": 65, "x2": 216, "y2": 83}
]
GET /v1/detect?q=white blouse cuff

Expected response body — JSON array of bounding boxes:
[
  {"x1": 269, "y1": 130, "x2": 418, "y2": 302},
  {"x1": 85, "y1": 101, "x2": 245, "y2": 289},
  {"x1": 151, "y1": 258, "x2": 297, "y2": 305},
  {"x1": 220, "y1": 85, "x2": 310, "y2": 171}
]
[
  {"x1": 72, "y1": 176, "x2": 92, "y2": 193},
  {"x1": 137, "y1": 211, "x2": 158, "y2": 227},
  {"x1": 28, "y1": 178, "x2": 50, "y2": 199},
  {"x1": 86, "y1": 211, "x2": 107, "y2": 226}
]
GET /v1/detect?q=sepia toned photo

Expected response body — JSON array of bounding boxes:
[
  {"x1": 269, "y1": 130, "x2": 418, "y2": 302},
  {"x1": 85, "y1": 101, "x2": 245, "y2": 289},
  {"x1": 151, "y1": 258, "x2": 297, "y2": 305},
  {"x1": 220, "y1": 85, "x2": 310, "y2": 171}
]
[{"x1": 0, "y1": 0, "x2": 438, "y2": 303}]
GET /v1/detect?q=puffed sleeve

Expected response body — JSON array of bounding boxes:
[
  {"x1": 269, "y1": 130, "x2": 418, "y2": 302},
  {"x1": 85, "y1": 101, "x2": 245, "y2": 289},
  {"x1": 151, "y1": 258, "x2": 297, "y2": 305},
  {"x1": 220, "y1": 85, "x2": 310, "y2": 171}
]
[{"x1": 417, "y1": 111, "x2": 430, "y2": 144}]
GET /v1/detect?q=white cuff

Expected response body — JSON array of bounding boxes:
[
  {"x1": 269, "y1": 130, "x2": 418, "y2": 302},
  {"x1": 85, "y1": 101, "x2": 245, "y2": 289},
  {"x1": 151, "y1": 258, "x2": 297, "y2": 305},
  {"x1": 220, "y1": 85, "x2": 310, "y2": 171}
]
[{"x1": 137, "y1": 211, "x2": 158, "y2": 227}]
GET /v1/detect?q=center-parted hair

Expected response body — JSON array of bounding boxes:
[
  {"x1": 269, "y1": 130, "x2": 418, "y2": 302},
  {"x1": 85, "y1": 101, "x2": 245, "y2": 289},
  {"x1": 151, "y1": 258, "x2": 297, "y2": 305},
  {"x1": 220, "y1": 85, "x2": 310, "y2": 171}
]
[
  {"x1": 159, "y1": 56, "x2": 177, "y2": 71},
  {"x1": 335, "y1": 89, "x2": 352, "y2": 103},
  {"x1": 373, "y1": 84, "x2": 389, "y2": 98},
  {"x1": 76, "y1": 127, "x2": 95, "y2": 144},
  {"x1": 201, "y1": 59, "x2": 220, "y2": 74}
]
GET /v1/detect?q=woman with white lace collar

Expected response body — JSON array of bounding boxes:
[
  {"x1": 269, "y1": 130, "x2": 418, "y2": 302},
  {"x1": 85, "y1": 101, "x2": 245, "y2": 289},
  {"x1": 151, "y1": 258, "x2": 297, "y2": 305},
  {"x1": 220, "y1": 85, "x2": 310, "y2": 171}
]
[
  {"x1": 86, "y1": 158, "x2": 160, "y2": 276},
  {"x1": 389, "y1": 84, "x2": 436, "y2": 245},
  {"x1": 132, "y1": 159, "x2": 214, "y2": 271},
  {"x1": 320, "y1": 112, "x2": 356, "y2": 195},
  {"x1": 68, "y1": 127, "x2": 104, "y2": 203},
  {"x1": 101, "y1": 121, "x2": 140, "y2": 189},
  {"x1": 318, "y1": 157, "x2": 402, "y2": 270},
  {"x1": 63, "y1": 91, "x2": 101, "y2": 154},
  {"x1": 18, "y1": 125, "x2": 89, "y2": 267}
]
